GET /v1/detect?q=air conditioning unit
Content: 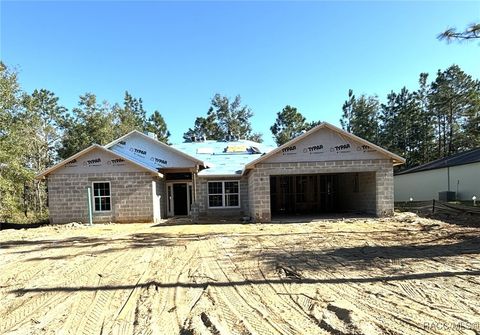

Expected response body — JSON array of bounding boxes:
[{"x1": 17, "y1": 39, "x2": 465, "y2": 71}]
[{"x1": 438, "y1": 191, "x2": 456, "y2": 202}]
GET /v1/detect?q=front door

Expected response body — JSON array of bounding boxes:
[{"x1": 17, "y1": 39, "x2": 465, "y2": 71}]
[{"x1": 173, "y1": 183, "x2": 188, "y2": 215}]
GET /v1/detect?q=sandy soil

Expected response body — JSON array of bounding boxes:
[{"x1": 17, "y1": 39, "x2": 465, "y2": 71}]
[{"x1": 1, "y1": 213, "x2": 479, "y2": 335}]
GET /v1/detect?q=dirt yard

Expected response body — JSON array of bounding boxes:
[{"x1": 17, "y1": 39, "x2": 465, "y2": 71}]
[{"x1": 1, "y1": 214, "x2": 479, "y2": 335}]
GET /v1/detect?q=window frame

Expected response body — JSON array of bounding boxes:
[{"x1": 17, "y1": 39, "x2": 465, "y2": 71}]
[
  {"x1": 92, "y1": 181, "x2": 112, "y2": 212},
  {"x1": 207, "y1": 180, "x2": 241, "y2": 209}
]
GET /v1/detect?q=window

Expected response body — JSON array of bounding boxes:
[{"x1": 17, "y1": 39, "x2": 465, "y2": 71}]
[
  {"x1": 93, "y1": 182, "x2": 111, "y2": 212},
  {"x1": 208, "y1": 181, "x2": 240, "y2": 208}
]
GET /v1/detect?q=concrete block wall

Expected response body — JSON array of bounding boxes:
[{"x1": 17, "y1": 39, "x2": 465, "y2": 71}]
[
  {"x1": 376, "y1": 163, "x2": 394, "y2": 216},
  {"x1": 248, "y1": 159, "x2": 394, "y2": 222},
  {"x1": 338, "y1": 172, "x2": 376, "y2": 214},
  {"x1": 47, "y1": 172, "x2": 155, "y2": 224},
  {"x1": 195, "y1": 177, "x2": 249, "y2": 218}
]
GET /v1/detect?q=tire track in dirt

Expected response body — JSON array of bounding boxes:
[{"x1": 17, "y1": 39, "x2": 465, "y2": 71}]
[
  {"x1": 0, "y1": 224, "x2": 162, "y2": 335},
  {"x1": 253, "y1": 236, "x2": 406, "y2": 334},
  {"x1": 0, "y1": 246, "x2": 132, "y2": 334},
  {"x1": 201, "y1": 237, "x2": 286, "y2": 335},
  {"x1": 217, "y1": 236, "x2": 323, "y2": 335},
  {"x1": 72, "y1": 247, "x2": 149, "y2": 335},
  {"x1": 132, "y1": 243, "x2": 199, "y2": 334},
  {"x1": 350, "y1": 242, "x2": 480, "y2": 329},
  {"x1": 0, "y1": 247, "x2": 75, "y2": 286},
  {"x1": 129, "y1": 246, "x2": 177, "y2": 335},
  {"x1": 245, "y1": 236, "x2": 355, "y2": 335},
  {"x1": 172, "y1": 243, "x2": 208, "y2": 334},
  {"x1": 104, "y1": 247, "x2": 158, "y2": 335},
  {"x1": 320, "y1": 263, "x2": 449, "y2": 333},
  {"x1": 182, "y1": 248, "x2": 248, "y2": 335},
  {"x1": 0, "y1": 229, "x2": 132, "y2": 288},
  {"x1": 267, "y1": 235, "x2": 470, "y2": 335}
]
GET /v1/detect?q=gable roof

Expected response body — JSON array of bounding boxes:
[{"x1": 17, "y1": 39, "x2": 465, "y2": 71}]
[
  {"x1": 36, "y1": 144, "x2": 162, "y2": 179},
  {"x1": 395, "y1": 147, "x2": 480, "y2": 176},
  {"x1": 245, "y1": 122, "x2": 405, "y2": 170},
  {"x1": 104, "y1": 130, "x2": 208, "y2": 168},
  {"x1": 173, "y1": 140, "x2": 274, "y2": 177}
]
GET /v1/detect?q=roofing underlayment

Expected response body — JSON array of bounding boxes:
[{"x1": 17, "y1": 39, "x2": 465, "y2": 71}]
[{"x1": 172, "y1": 140, "x2": 275, "y2": 176}]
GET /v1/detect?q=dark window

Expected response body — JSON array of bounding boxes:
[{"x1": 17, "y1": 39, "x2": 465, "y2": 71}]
[
  {"x1": 225, "y1": 194, "x2": 239, "y2": 207},
  {"x1": 209, "y1": 194, "x2": 223, "y2": 207},
  {"x1": 224, "y1": 181, "x2": 239, "y2": 194},
  {"x1": 93, "y1": 182, "x2": 111, "y2": 211},
  {"x1": 208, "y1": 182, "x2": 223, "y2": 195},
  {"x1": 165, "y1": 173, "x2": 192, "y2": 180}
]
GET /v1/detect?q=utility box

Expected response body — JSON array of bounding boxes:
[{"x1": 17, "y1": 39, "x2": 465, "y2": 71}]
[{"x1": 438, "y1": 191, "x2": 456, "y2": 202}]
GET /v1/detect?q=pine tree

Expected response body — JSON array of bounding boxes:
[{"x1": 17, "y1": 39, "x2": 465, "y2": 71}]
[
  {"x1": 58, "y1": 93, "x2": 116, "y2": 159},
  {"x1": 438, "y1": 23, "x2": 480, "y2": 42},
  {"x1": 414, "y1": 73, "x2": 436, "y2": 163},
  {"x1": 340, "y1": 90, "x2": 380, "y2": 144},
  {"x1": 183, "y1": 107, "x2": 222, "y2": 142},
  {"x1": 145, "y1": 110, "x2": 171, "y2": 144},
  {"x1": 113, "y1": 91, "x2": 147, "y2": 137},
  {"x1": 270, "y1": 105, "x2": 308, "y2": 146},
  {"x1": 21, "y1": 89, "x2": 66, "y2": 214},
  {"x1": 183, "y1": 94, "x2": 262, "y2": 142},
  {"x1": 379, "y1": 87, "x2": 426, "y2": 167},
  {"x1": 428, "y1": 65, "x2": 480, "y2": 157},
  {"x1": 0, "y1": 63, "x2": 29, "y2": 221}
]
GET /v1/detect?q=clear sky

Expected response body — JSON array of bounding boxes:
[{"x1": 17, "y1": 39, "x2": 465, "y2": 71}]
[{"x1": 1, "y1": 1, "x2": 479, "y2": 145}]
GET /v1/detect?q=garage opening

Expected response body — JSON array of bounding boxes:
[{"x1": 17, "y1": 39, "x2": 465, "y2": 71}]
[{"x1": 270, "y1": 172, "x2": 376, "y2": 216}]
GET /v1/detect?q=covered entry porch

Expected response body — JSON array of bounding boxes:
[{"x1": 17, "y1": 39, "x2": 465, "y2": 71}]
[{"x1": 162, "y1": 171, "x2": 196, "y2": 217}]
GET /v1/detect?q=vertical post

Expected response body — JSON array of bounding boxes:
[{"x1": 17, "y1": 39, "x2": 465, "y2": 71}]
[
  {"x1": 193, "y1": 166, "x2": 197, "y2": 202},
  {"x1": 432, "y1": 199, "x2": 435, "y2": 214},
  {"x1": 447, "y1": 166, "x2": 450, "y2": 192},
  {"x1": 87, "y1": 187, "x2": 93, "y2": 226}
]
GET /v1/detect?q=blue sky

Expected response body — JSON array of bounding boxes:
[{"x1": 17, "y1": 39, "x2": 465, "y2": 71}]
[{"x1": 1, "y1": 1, "x2": 479, "y2": 145}]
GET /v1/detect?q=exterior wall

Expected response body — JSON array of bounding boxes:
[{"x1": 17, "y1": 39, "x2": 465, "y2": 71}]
[
  {"x1": 394, "y1": 162, "x2": 480, "y2": 201},
  {"x1": 450, "y1": 163, "x2": 480, "y2": 200},
  {"x1": 262, "y1": 127, "x2": 386, "y2": 164},
  {"x1": 56, "y1": 147, "x2": 149, "y2": 174},
  {"x1": 157, "y1": 179, "x2": 167, "y2": 218},
  {"x1": 152, "y1": 178, "x2": 162, "y2": 223},
  {"x1": 248, "y1": 159, "x2": 393, "y2": 222},
  {"x1": 110, "y1": 132, "x2": 198, "y2": 170},
  {"x1": 47, "y1": 172, "x2": 155, "y2": 224},
  {"x1": 195, "y1": 176, "x2": 249, "y2": 218}
]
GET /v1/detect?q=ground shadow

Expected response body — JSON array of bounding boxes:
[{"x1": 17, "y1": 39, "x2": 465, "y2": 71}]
[
  {"x1": 0, "y1": 222, "x2": 47, "y2": 230},
  {"x1": 256, "y1": 233, "x2": 480, "y2": 272},
  {"x1": 10, "y1": 269, "x2": 480, "y2": 295},
  {"x1": 325, "y1": 236, "x2": 480, "y2": 261},
  {"x1": 154, "y1": 213, "x2": 376, "y2": 227}
]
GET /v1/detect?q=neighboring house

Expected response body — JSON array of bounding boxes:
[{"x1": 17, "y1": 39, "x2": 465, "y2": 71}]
[
  {"x1": 394, "y1": 148, "x2": 480, "y2": 202},
  {"x1": 37, "y1": 122, "x2": 404, "y2": 223}
]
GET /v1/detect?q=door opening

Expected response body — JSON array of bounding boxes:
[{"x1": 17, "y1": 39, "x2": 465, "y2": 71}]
[
  {"x1": 167, "y1": 182, "x2": 192, "y2": 216},
  {"x1": 270, "y1": 174, "x2": 339, "y2": 215},
  {"x1": 173, "y1": 183, "x2": 188, "y2": 215}
]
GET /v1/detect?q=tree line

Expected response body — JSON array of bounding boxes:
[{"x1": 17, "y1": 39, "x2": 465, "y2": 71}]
[
  {"x1": 270, "y1": 64, "x2": 480, "y2": 171},
  {"x1": 338, "y1": 65, "x2": 480, "y2": 168},
  {"x1": 0, "y1": 62, "x2": 171, "y2": 222},
  {"x1": 0, "y1": 62, "x2": 265, "y2": 221},
  {"x1": 1, "y1": 62, "x2": 479, "y2": 222}
]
